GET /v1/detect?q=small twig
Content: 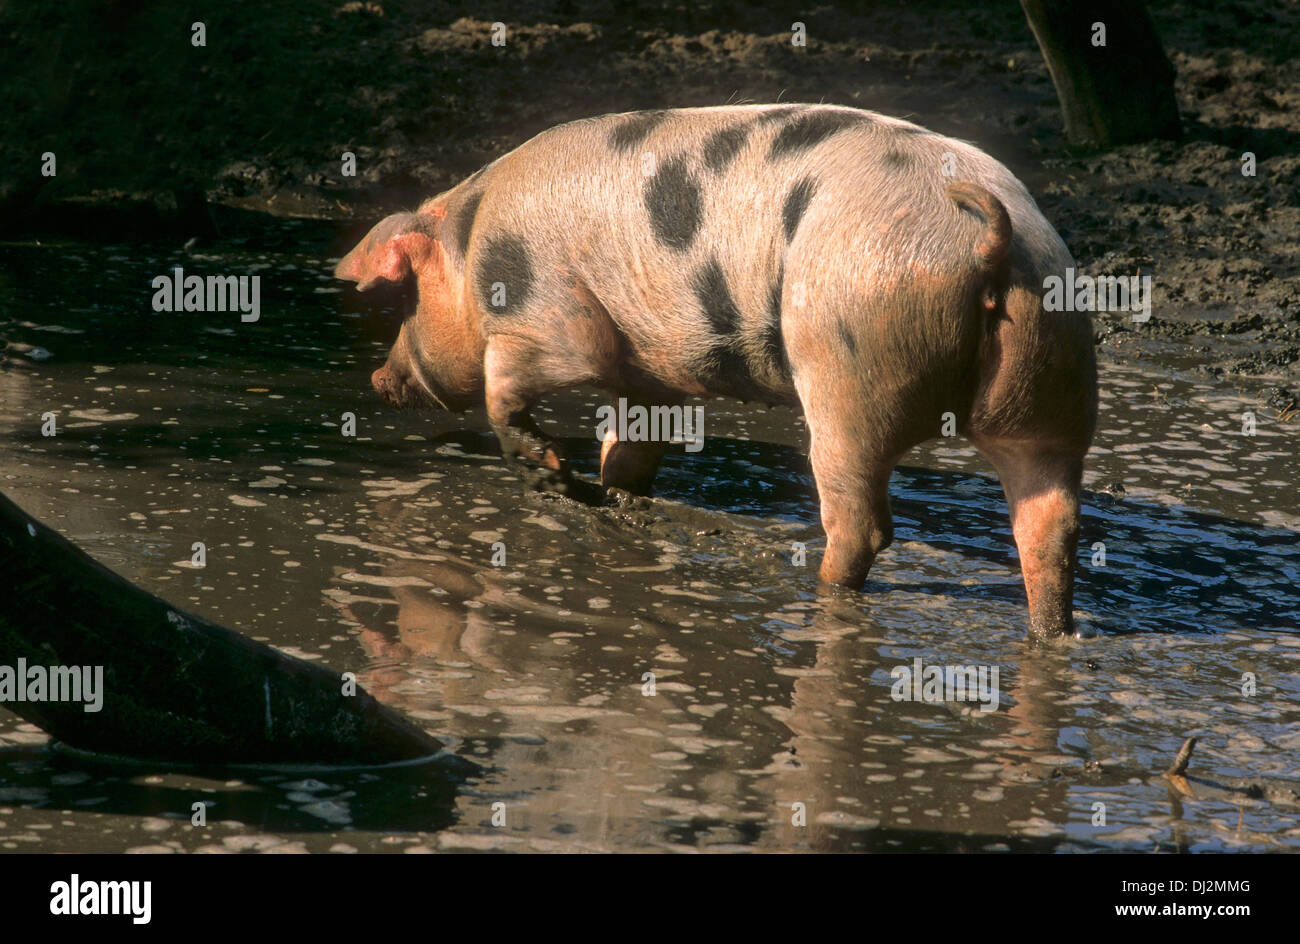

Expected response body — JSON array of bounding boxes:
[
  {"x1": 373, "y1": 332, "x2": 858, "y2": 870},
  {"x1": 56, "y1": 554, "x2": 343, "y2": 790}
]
[{"x1": 1165, "y1": 736, "x2": 1197, "y2": 777}]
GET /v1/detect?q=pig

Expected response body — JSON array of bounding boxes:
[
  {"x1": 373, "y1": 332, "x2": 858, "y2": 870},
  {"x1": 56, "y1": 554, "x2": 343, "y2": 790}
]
[{"x1": 335, "y1": 104, "x2": 1098, "y2": 638}]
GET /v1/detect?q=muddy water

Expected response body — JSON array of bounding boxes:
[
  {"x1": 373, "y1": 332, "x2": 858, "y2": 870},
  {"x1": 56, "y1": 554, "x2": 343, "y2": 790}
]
[{"x1": 0, "y1": 229, "x2": 1296, "y2": 853}]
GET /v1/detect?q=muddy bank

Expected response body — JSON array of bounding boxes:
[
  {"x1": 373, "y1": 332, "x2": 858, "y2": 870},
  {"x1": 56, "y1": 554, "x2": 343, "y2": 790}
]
[{"x1": 3, "y1": 1, "x2": 1299, "y2": 381}]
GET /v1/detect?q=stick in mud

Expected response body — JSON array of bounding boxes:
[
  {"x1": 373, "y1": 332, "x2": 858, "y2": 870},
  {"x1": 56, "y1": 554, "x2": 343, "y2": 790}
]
[
  {"x1": 0, "y1": 490, "x2": 448, "y2": 767},
  {"x1": 1165, "y1": 736, "x2": 1197, "y2": 777}
]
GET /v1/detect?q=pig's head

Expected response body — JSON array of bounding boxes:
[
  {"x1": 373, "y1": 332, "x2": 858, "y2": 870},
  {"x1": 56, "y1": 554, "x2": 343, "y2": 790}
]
[{"x1": 335, "y1": 211, "x2": 485, "y2": 412}]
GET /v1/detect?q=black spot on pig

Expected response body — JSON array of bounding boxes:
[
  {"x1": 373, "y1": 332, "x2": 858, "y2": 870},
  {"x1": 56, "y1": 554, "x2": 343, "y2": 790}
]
[
  {"x1": 476, "y1": 235, "x2": 535, "y2": 315},
  {"x1": 837, "y1": 320, "x2": 859, "y2": 356},
  {"x1": 703, "y1": 125, "x2": 751, "y2": 173},
  {"x1": 645, "y1": 157, "x2": 703, "y2": 251},
  {"x1": 763, "y1": 269, "x2": 789, "y2": 377},
  {"x1": 782, "y1": 177, "x2": 818, "y2": 242},
  {"x1": 714, "y1": 343, "x2": 754, "y2": 382},
  {"x1": 693, "y1": 342, "x2": 760, "y2": 401},
  {"x1": 609, "y1": 110, "x2": 668, "y2": 153},
  {"x1": 692, "y1": 258, "x2": 742, "y2": 335},
  {"x1": 451, "y1": 190, "x2": 484, "y2": 259},
  {"x1": 769, "y1": 110, "x2": 866, "y2": 159}
]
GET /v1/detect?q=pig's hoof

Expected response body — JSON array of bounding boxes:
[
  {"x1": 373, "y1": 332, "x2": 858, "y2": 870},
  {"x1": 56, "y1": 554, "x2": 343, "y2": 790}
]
[
  {"x1": 603, "y1": 487, "x2": 654, "y2": 510},
  {"x1": 524, "y1": 465, "x2": 571, "y2": 495},
  {"x1": 604, "y1": 486, "x2": 635, "y2": 506},
  {"x1": 601, "y1": 488, "x2": 660, "y2": 519}
]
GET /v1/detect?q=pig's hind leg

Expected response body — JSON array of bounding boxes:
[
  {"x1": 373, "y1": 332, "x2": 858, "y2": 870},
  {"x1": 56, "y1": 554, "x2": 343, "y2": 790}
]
[
  {"x1": 807, "y1": 431, "x2": 899, "y2": 590},
  {"x1": 967, "y1": 284, "x2": 1097, "y2": 638},
  {"x1": 792, "y1": 373, "x2": 902, "y2": 591},
  {"x1": 971, "y1": 438, "x2": 1083, "y2": 638}
]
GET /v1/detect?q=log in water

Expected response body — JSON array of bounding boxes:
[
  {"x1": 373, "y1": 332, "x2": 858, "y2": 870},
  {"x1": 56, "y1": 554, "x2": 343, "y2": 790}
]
[{"x1": 0, "y1": 491, "x2": 445, "y2": 766}]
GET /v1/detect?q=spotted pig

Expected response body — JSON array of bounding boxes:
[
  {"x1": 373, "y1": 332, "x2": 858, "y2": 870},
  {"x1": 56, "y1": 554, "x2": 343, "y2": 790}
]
[{"x1": 335, "y1": 104, "x2": 1098, "y2": 637}]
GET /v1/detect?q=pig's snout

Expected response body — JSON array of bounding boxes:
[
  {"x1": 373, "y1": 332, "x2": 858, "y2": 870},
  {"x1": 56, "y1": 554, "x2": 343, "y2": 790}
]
[
  {"x1": 371, "y1": 364, "x2": 425, "y2": 409},
  {"x1": 371, "y1": 365, "x2": 397, "y2": 403},
  {"x1": 371, "y1": 359, "x2": 462, "y2": 411}
]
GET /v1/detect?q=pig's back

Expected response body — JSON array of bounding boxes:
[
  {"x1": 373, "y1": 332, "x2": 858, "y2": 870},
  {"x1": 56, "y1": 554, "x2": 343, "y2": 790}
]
[{"x1": 455, "y1": 104, "x2": 1070, "y2": 402}]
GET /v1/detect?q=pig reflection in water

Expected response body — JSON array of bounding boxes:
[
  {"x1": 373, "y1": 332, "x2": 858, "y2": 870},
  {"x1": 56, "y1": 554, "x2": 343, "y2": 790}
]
[
  {"x1": 329, "y1": 538, "x2": 685, "y2": 845},
  {"x1": 331, "y1": 518, "x2": 1081, "y2": 849},
  {"x1": 336, "y1": 104, "x2": 1097, "y2": 637}
]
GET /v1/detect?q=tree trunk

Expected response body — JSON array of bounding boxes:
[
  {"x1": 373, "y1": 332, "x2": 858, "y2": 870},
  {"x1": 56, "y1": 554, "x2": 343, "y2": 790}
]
[
  {"x1": 0, "y1": 491, "x2": 448, "y2": 767},
  {"x1": 1021, "y1": 0, "x2": 1181, "y2": 148}
]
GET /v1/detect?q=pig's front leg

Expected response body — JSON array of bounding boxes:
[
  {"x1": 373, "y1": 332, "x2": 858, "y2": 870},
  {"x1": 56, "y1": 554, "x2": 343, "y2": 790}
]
[{"x1": 483, "y1": 340, "x2": 572, "y2": 494}]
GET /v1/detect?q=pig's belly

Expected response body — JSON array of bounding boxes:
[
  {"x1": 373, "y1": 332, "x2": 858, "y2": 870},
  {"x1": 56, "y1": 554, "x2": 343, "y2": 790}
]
[{"x1": 611, "y1": 319, "x2": 800, "y2": 406}]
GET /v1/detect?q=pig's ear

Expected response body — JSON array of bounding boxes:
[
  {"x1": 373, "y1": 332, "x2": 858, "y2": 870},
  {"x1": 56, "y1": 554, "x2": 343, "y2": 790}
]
[{"x1": 334, "y1": 214, "x2": 439, "y2": 292}]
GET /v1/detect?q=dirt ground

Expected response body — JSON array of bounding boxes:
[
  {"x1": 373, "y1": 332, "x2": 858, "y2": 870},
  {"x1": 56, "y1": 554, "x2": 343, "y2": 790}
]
[{"x1": 3, "y1": 0, "x2": 1298, "y2": 390}]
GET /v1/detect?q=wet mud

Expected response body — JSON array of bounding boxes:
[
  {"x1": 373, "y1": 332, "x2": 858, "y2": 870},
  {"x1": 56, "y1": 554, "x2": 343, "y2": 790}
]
[{"x1": 0, "y1": 234, "x2": 1295, "y2": 851}]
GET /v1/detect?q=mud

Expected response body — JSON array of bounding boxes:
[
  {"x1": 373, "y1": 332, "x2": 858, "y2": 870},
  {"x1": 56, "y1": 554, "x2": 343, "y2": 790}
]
[
  {"x1": 1, "y1": 0, "x2": 1297, "y2": 853},
  {"x1": 0, "y1": 234, "x2": 1296, "y2": 851}
]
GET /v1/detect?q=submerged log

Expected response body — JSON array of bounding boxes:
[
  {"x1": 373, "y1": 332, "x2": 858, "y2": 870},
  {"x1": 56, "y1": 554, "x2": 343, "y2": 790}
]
[{"x1": 0, "y1": 491, "x2": 445, "y2": 766}]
